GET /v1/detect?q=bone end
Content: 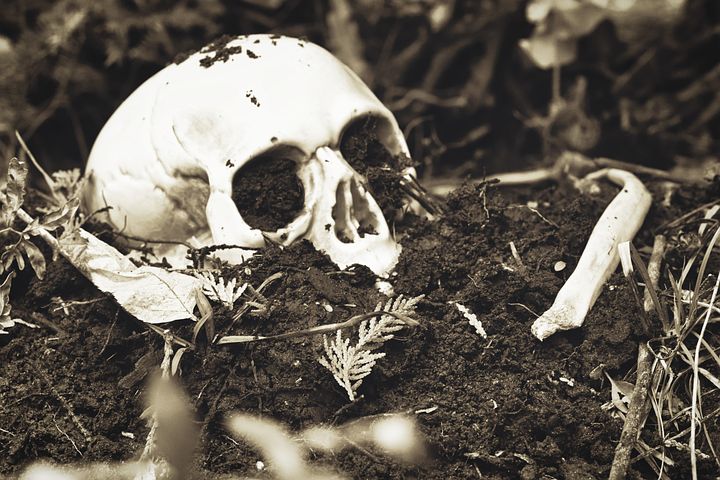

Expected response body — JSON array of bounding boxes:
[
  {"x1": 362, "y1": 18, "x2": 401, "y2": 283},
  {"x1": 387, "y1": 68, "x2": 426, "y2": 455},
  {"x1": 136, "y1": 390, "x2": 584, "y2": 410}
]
[{"x1": 531, "y1": 303, "x2": 584, "y2": 341}]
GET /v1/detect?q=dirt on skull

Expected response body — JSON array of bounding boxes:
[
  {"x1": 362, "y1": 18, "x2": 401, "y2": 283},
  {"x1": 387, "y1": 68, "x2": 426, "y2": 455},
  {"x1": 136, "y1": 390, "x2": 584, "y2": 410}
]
[
  {"x1": 340, "y1": 115, "x2": 412, "y2": 219},
  {"x1": 231, "y1": 156, "x2": 305, "y2": 232},
  {"x1": 230, "y1": 118, "x2": 413, "y2": 234}
]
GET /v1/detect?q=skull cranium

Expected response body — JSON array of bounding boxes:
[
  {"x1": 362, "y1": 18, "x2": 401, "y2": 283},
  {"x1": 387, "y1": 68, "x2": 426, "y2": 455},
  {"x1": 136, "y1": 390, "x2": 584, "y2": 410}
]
[{"x1": 83, "y1": 34, "x2": 415, "y2": 275}]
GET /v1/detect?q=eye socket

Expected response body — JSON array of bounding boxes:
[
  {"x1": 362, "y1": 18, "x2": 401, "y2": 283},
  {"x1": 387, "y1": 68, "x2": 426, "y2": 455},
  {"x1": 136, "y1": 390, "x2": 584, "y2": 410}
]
[
  {"x1": 339, "y1": 115, "x2": 401, "y2": 175},
  {"x1": 231, "y1": 146, "x2": 305, "y2": 232}
]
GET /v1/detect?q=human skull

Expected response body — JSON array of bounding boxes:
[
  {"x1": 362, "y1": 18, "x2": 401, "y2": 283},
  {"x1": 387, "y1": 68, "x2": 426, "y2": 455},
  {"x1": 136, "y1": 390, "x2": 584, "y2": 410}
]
[{"x1": 83, "y1": 34, "x2": 416, "y2": 276}]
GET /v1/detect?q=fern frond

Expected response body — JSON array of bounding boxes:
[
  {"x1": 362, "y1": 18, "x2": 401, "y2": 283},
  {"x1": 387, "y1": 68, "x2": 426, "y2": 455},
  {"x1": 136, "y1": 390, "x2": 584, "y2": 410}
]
[
  {"x1": 194, "y1": 271, "x2": 247, "y2": 309},
  {"x1": 318, "y1": 294, "x2": 423, "y2": 401}
]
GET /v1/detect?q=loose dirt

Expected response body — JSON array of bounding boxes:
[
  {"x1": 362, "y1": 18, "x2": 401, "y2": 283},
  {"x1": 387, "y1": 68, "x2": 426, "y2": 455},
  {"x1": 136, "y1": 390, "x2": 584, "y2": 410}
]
[{"x1": 1, "y1": 169, "x2": 718, "y2": 478}]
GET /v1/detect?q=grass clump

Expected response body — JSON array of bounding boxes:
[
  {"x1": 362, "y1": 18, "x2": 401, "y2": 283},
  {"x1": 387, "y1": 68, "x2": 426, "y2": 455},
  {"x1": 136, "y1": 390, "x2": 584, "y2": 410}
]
[{"x1": 608, "y1": 202, "x2": 720, "y2": 479}]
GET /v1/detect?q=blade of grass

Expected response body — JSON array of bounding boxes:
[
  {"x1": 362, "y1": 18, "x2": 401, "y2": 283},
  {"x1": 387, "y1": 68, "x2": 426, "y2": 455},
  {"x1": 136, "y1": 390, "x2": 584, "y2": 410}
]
[
  {"x1": 684, "y1": 226, "x2": 720, "y2": 339},
  {"x1": 668, "y1": 270, "x2": 686, "y2": 333},
  {"x1": 659, "y1": 199, "x2": 720, "y2": 231},
  {"x1": 619, "y1": 242, "x2": 652, "y2": 336},
  {"x1": 218, "y1": 310, "x2": 420, "y2": 345},
  {"x1": 689, "y1": 268, "x2": 720, "y2": 480}
]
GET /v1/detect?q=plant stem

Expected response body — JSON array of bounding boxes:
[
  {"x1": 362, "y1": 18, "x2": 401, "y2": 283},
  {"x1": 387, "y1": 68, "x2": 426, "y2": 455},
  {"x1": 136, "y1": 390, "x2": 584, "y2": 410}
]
[
  {"x1": 217, "y1": 309, "x2": 419, "y2": 345},
  {"x1": 15, "y1": 207, "x2": 60, "y2": 253},
  {"x1": 552, "y1": 63, "x2": 561, "y2": 106}
]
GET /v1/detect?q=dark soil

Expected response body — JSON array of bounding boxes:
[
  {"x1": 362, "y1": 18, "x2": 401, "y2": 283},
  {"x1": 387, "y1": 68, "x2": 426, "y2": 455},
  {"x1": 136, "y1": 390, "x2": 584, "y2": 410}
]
[
  {"x1": 1, "y1": 173, "x2": 718, "y2": 479},
  {"x1": 231, "y1": 156, "x2": 304, "y2": 232},
  {"x1": 2, "y1": 3, "x2": 719, "y2": 478},
  {"x1": 340, "y1": 115, "x2": 412, "y2": 219},
  {"x1": 230, "y1": 117, "x2": 411, "y2": 233}
]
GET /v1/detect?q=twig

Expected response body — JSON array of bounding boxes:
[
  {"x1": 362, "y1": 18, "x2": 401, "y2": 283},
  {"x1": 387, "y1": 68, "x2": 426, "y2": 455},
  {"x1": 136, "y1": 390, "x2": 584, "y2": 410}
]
[
  {"x1": 53, "y1": 418, "x2": 83, "y2": 457},
  {"x1": 15, "y1": 130, "x2": 55, "y2": 191},
  {"x1": 628, "y1": 242, "x2": 670, "y2": 332},
  {"x1": 552, "y1": 63, "x2": 561, "y2": 106},
  {"x1": 609, "y1": 343, "x2": 653, "y2": 480},
  {"x1": 145, "y1": 323, "x2": 194, "y2": 350},
  {"x1": 399, "y1": 173, "x2": 445, "y2": 216},
  {"x1": 113, "y1": 231, "x2": 194, "y2": 249},
  {"x1": 426, "y1": 168, "x2": 554, "y2": 196},
  {"x1": 425, "y1": 152, "x2": 680, "y2": 196},
  {"x1": 459, "y1": 23, "x2": 504, "y2": 112},
  {"x1": 98, "y1": 309, "x2": 119, "y2": 357},
  {"x1": 50, "y1": 297, "x2": 106, "y2": 313},
  {"x1": 218, "y1": 309, "x2": 419, "y2": 345},
  {"x1": 332, "y1": 395, "x2": 365, "y2": 422},
  {"x1": 65, "y1": 102, "x2": 89, "y2": 161},
  {"x1": 29, "y1": 312, "x2": 67, "y2": 336},
  {"x1": 326, "y1": 0, "x2": 371, "y2": 85},
  {"x1": 386, "y1": 89, "x2": 468, "y2": 111},
  {"x1": 644, "y1": 235, "x2": 667, "y2": 313},
  {"x1": 36, "y1": 365, "x2": 93, "y2": 447},
  {"x1": 15, "y1": 208, "x2": 60, "y2": 254},
  {"x1": 508, "y1": 241, "x2": 528, "y2": 277},
  {"x1": 514, "y1": 204, "x2": 560, "y2": 229}
]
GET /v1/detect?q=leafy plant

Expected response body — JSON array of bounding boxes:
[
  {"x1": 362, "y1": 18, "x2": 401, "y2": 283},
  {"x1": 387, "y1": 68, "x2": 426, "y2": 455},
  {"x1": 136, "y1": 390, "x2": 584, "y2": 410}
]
[
  {"x1": 0, "y1": 154, "x2": 81, "y2": 334},
  {"x1": 0, "y1": 157, "x2": 78, "y2": 280},
  {"x1": 605, "y1": 215, "x2": 720, "y2": 478},
  {"x1": 319, "y1": 295, "x2": 422, "y2": 401},
  {"x1": 0, "y1": 272, "x2": 37, "y2": 335}
]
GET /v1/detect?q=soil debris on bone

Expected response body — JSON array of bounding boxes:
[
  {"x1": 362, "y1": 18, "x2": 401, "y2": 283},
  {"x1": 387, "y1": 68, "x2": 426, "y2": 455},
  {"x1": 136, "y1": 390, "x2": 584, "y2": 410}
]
[
  {"x1": 340, "y1": 115, "x2": 413, "y2": 219},
  {"x1": 232, "y1": 156, "x2": 304, "y2": 232},
  {"x1": 196, "y1": 34, "x2": 246, "y2": 68}
]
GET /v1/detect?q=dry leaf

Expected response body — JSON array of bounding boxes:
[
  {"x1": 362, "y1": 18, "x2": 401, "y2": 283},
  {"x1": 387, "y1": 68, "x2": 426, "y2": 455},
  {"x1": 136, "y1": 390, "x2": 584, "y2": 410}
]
[{"x1": 58, "y1": 229, "x2": 200, "y2": 324}]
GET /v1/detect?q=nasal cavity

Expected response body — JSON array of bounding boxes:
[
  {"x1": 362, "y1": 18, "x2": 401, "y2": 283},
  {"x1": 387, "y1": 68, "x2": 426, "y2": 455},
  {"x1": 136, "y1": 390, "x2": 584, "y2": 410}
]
[
  {"x1": 331, "y1": 179, "x2": 379, "y2": 244},
  {"x1": 232, "y1": 156, "x2": 304, "y2": 231}
]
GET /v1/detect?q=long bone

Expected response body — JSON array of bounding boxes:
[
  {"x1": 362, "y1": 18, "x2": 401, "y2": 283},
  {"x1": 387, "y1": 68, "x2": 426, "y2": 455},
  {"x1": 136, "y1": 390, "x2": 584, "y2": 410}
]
[{"x1": 531, "y1": 168, "x2": 652, "y2": 340}]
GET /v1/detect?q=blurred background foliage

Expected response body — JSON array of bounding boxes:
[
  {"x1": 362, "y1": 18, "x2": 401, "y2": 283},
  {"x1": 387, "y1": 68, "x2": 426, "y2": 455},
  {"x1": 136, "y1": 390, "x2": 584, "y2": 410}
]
[{"x1": 0, "y1": 0, "x2": 718, "y2": 182}]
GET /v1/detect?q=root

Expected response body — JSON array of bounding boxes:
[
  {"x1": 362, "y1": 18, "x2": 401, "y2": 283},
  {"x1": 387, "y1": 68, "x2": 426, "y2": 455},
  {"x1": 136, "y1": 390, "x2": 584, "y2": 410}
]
[{"x1": 425, "y1": 151, "x2": 679, "y2": 196}]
